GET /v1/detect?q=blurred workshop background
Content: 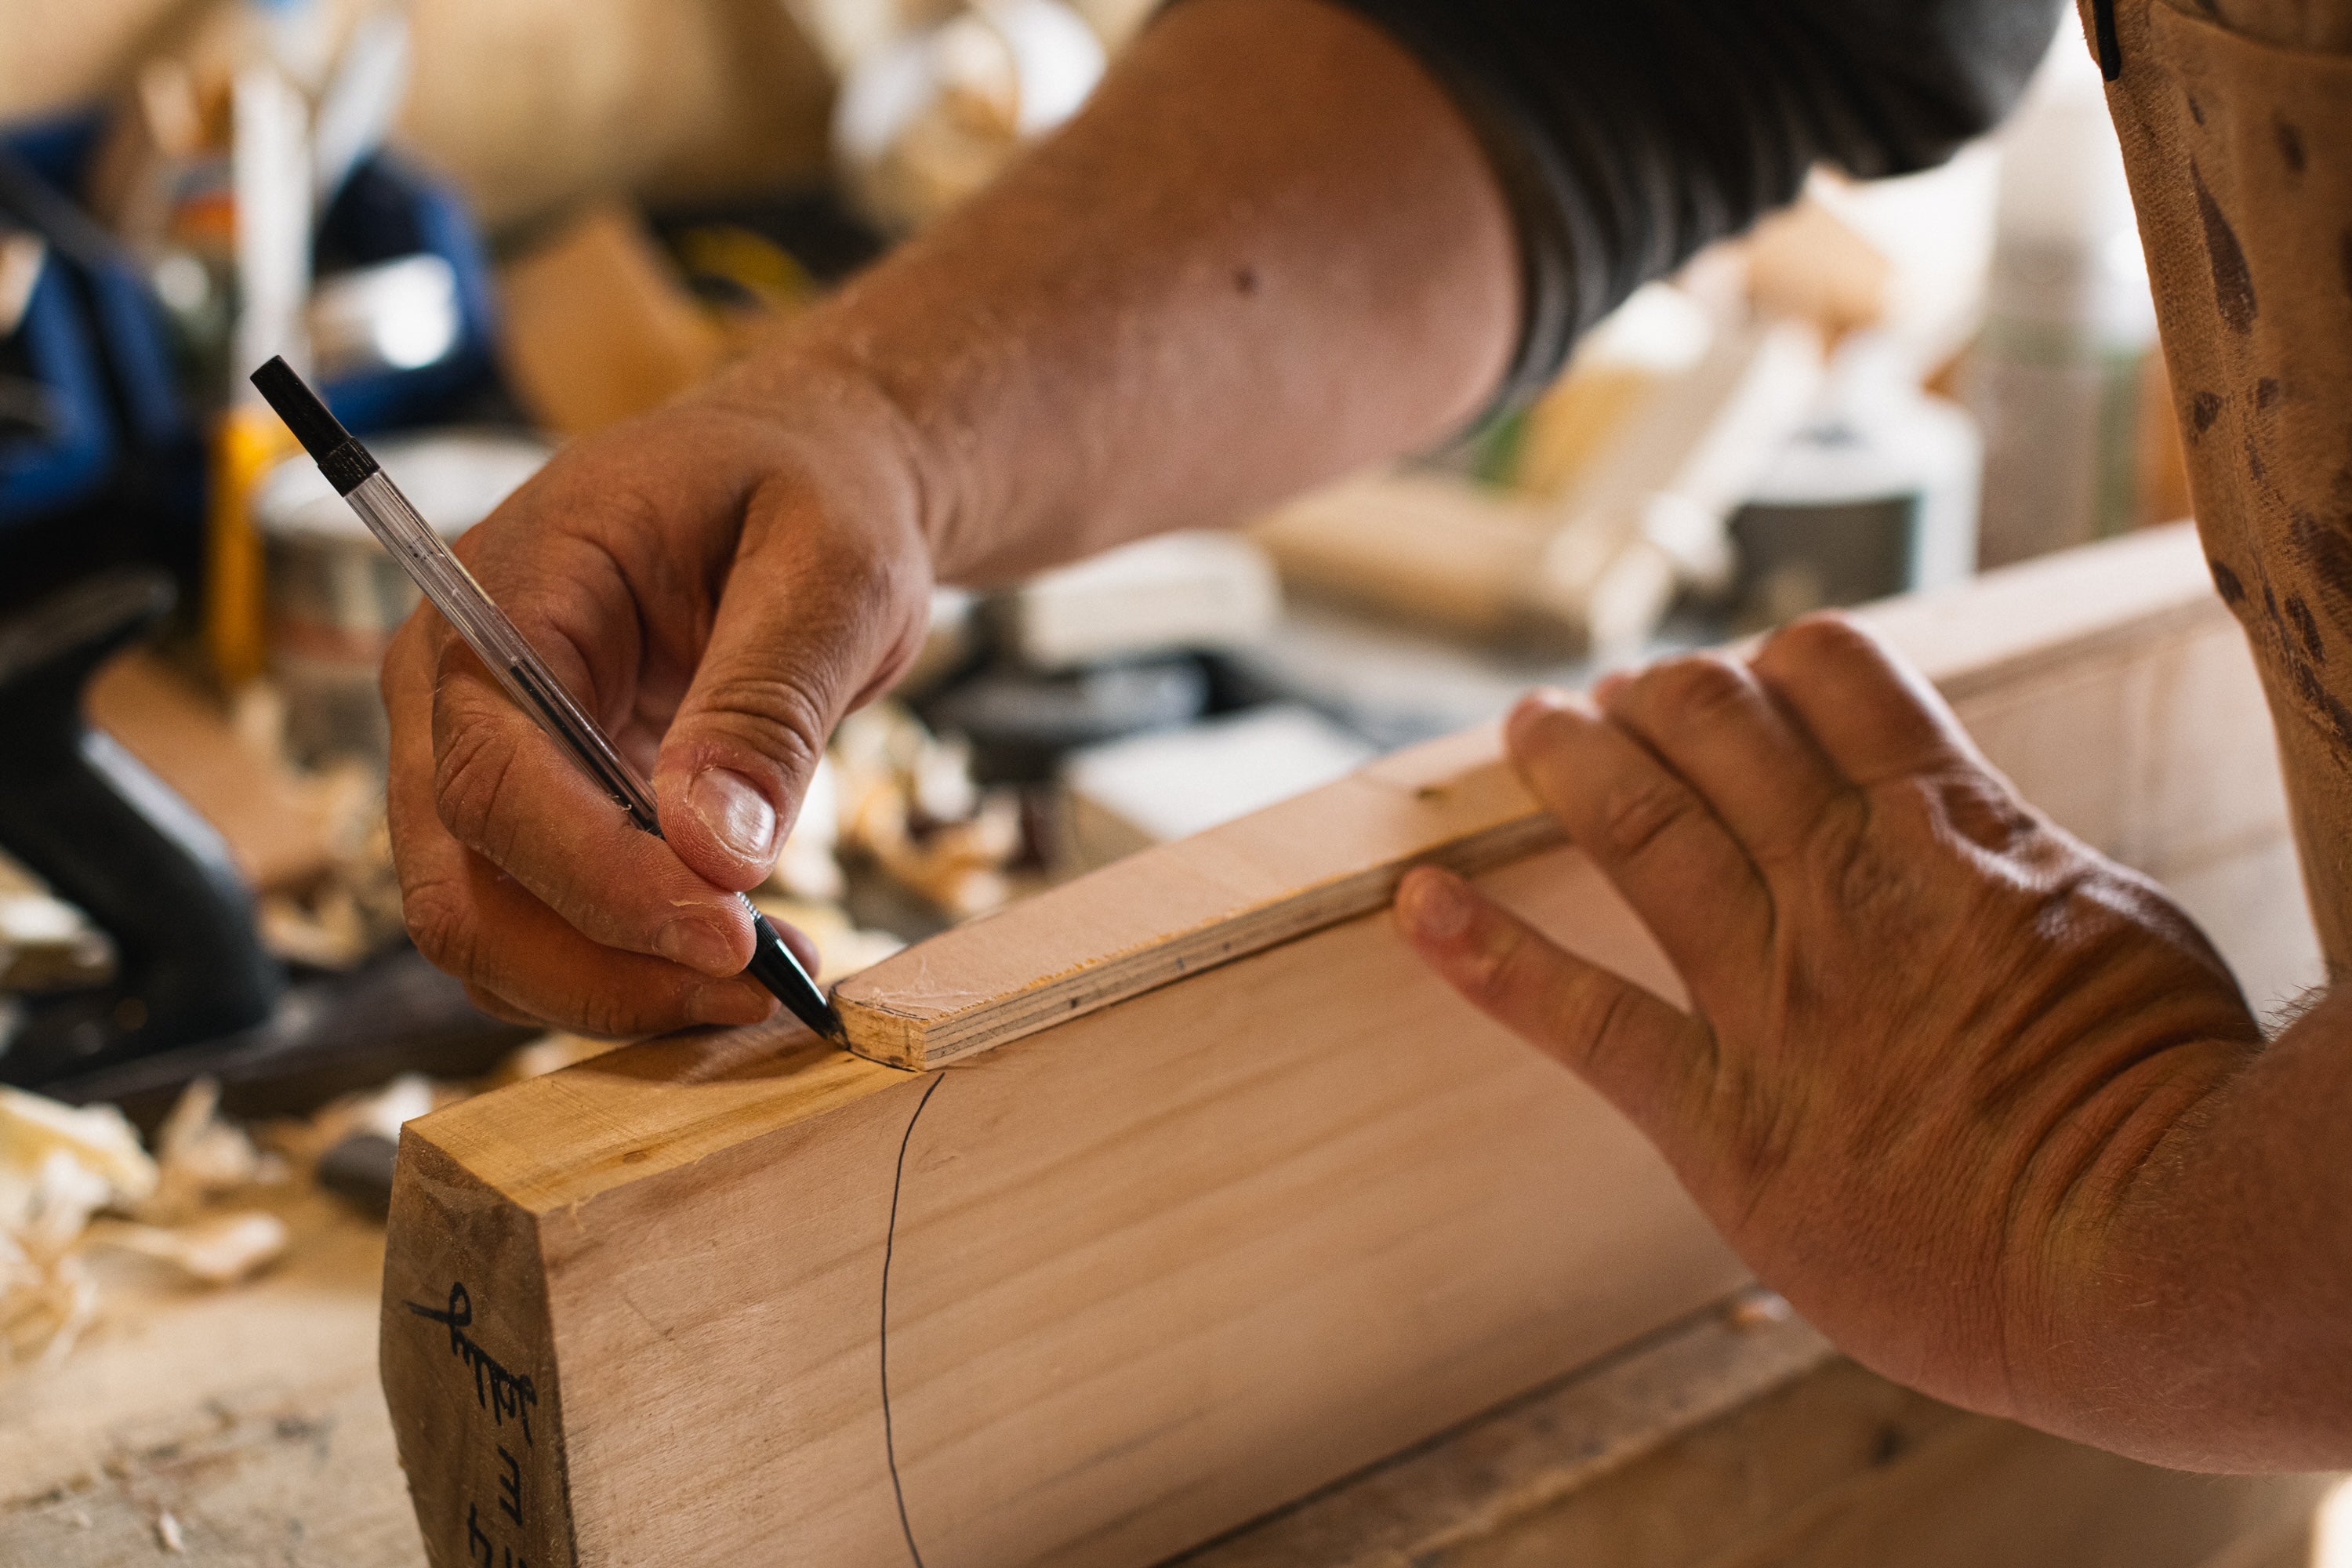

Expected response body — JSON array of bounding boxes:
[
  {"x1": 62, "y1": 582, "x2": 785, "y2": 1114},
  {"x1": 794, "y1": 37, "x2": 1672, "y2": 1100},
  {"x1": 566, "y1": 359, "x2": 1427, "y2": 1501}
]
[{"x1": 0, "y1": 0, "x2": 2273, "y2": 1422}]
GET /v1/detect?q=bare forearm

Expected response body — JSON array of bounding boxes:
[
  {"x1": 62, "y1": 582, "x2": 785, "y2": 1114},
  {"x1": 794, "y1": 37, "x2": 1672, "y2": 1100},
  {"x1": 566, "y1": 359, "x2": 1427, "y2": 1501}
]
[
  {"x1": 735, "y1": 0, "x2": 1519, "y2": 583},
  {"x1": 2020, "y1": 989, "x2": 2352, "y2": 1471}
]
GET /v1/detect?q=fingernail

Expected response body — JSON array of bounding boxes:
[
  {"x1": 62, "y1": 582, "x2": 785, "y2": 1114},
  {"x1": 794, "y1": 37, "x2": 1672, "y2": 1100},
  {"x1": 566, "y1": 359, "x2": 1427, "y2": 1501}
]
[
  {"x1": 688, "y1": 980, "x2": 775, "y2": 1028},
  {"x1": 1402, "y1": 869, "x2": 1472, "y2": 942},
  {"x1": 691, "y1": 768, "x2": 778, "y2": 865},
  {"x1": 1517, "y1": 685, "x2": 1575, "y2": 715},
  {"x1": 657, "y1": 916, "x2": 739, "y2": 976}
]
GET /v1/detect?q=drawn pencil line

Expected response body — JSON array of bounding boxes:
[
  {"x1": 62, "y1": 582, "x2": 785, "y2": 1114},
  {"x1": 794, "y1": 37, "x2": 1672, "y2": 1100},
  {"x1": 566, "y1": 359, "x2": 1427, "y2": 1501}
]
[{"x1": 882, "y1": 1071, "x2": 948, "y2": 1568}]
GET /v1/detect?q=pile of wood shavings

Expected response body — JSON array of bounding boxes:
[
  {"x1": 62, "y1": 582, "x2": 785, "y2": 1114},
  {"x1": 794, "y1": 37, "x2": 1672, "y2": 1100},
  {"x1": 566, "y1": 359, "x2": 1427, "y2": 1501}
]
[
  {"x1": 0, "y1": 1079, "x2": 290, "y2": 1373},
  {"x1": 254, "y1": 766, "x2": 405, "y2": 971},
  {"x1": 816, "y1": 701, "x2": 1031, "y2": 921}
]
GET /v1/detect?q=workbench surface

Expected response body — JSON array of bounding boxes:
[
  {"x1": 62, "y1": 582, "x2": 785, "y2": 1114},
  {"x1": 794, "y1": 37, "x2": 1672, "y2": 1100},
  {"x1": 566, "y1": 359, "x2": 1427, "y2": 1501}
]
[{"x1": 1, "y1": 1192, "x2": 423, "y2": 1566}]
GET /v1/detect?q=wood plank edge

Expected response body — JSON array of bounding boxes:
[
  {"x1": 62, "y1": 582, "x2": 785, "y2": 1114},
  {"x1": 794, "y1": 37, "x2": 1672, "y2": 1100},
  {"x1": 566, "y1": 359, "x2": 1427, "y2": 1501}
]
[{"x1": 843, "y1": 813, "x2": 1564, "y2": 1069}]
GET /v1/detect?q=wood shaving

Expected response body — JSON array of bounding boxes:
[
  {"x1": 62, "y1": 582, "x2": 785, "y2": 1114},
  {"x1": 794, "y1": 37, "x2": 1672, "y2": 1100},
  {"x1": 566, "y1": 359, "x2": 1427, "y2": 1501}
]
[
  {"x1": 768, "y1": 757, "x2": 847, "y2": 902},
  {"x1": 2, "y1": 1221, "x2": 99, "y2": 1368},
  {"x1": 0, "y1": 1086, "x2": 158, "y2": 1210},
  {"x1": 1, "y1": 1081, "x2": 289, "y2": 1372},
  {"x1": 829, "y1": 702, "x2": 1027, "y2": 920},
  {"x1": 255, "y1": 771, "x2": 405, "y2": 971},
  {"x1": 258, "y1": 1073, "x2": 447, "y2": 1172},
  {"x1": 0, "y1": 889, "x2": 116, "y2": 993},
  {"x1": 140, "y1": 1077, "x2": 284, "y2": 1224},
  {"x1": 90, "y1": 1210, "x2": 290, "y2": 1285},
  {"x1": 0, "y1": 1089, "x2": 152, "y2": 1369}
]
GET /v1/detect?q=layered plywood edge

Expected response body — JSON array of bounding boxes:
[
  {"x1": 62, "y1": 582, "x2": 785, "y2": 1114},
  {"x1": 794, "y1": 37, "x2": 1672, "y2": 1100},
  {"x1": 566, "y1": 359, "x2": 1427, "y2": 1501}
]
[{"x1": 382, "y1": 524, "x2": 2308, "y2": 1568}]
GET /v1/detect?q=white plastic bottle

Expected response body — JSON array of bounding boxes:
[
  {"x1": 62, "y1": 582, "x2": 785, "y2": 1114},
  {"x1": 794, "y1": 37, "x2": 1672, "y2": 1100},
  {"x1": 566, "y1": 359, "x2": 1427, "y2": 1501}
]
[{"x1": 1967, "y1": 37, "x2": 2158, "y2": 568}]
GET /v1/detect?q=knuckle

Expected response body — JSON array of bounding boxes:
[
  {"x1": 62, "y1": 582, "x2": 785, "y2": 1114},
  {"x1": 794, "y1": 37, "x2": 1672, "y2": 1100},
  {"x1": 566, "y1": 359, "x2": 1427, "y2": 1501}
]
[
  {"x1": 569, "y1": 989, "x2": 661, "y2": 1040},
  {"x1": 1798, "y1": 790, "x2": 1907, "y2": 914},
  {"x1": 557, "y1": 482, "x2": 675, "y2": 601},
  {"x1": 1509, "y1": 702, "x2": 1574, "y2": 763},
  {"x1": 1728, "y1": 1076, "x2": 1807, "y2": 1200},
  {"x1": 1798, "y1": 791, "x2": 1871, "y2": 877},
  {"x1": 432, "y1": 717, "x2": 521, "y2": 858},
  {"x1": 692, "y1": 672, "x2": 829, "y2": 781},
  {"x1": 1828, "y1": 830, "x2": 1906, "y2": 914},
  {"x1": 1767, "y1": 612, "x2": 1872, "y2": 670},
  {"x1": 1637, "y1": 655, "x2": 1751, "y2": 725},
  {"x1": 401, "y1": 877, "x2": 480, "y2": 980},
  {"x1": 1871, "y1": 770, "x2": 2035, "y2": 866},
  {"x1": 1592, "y1": 777, "x2": 1697, "y2": 866},
  {"x1": 1562, "y1": 977, "x2": 1641, "y2": 1071},
  {"x1": 1459, "y1": 924, "x2": 1534, "y2": 1007},
  {"x1": 1930, "y1": 769, "x2": 2038, "y2": 854}
]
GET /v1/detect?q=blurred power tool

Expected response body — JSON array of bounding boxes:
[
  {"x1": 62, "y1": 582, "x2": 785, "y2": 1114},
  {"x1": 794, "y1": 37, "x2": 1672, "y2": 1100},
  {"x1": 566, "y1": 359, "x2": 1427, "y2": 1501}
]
[
  {"x1": 0, "y1": 568, "x2": 280, "y2": 1083},
  {"x1": 0, "y1": 568, "x2": 530, "y2": 1123}
]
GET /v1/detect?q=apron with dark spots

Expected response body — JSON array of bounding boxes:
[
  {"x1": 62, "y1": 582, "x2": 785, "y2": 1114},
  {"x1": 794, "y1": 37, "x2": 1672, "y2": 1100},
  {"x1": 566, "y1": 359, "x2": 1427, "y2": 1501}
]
[{"x1": 2092, "y1": 0, "x2": 2352, "y2": 972}]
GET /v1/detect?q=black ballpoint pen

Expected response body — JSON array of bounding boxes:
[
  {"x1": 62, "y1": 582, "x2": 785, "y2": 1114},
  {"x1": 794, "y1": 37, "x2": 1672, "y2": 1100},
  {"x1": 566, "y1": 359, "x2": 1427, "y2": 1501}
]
[{"x1": 249, "y1": 356, "x2": 845, "y2": 1040}]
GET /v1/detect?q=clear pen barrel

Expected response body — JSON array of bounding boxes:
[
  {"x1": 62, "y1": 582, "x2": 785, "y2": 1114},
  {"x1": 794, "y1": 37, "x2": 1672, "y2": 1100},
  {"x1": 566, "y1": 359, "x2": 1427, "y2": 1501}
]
[{"x1": 342, "y1": 470, "x2": 662, "y2": 833}]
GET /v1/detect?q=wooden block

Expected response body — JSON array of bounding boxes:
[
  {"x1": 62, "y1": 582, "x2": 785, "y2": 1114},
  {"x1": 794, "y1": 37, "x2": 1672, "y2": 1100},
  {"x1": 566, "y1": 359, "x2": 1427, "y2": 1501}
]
[
  {"x1": 382, "y1": 525, "x2": 2303, "y2": 1568},
  {"x1": 846, "y1": 719, "x2": 1561, "y2": 1068},
  {"x1": 494, "y1": 201, "x2": 728, "y2": 437},
  {"x1": 387, "y1": 839, "x2": 1734, "y2": 1568}
]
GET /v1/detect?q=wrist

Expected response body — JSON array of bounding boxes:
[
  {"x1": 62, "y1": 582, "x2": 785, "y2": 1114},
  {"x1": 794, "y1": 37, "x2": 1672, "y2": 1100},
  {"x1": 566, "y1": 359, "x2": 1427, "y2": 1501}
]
[
  {"x1": 1991, "y1": 1033, "x2": 2250, "y2": 1440},
  {"x1": 695, "y1": 331, "x2": 971, "y2": 582}
]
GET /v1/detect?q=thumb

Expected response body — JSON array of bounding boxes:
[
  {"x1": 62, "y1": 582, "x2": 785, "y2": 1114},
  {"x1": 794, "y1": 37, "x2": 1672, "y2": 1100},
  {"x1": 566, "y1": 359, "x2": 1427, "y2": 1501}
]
[
  {"x1": 1396, "y1": 866, "x2": 1715, "y2": 1141},
  {"x1": 655, "y1": 487, "x2": 932, "y2": 891}
]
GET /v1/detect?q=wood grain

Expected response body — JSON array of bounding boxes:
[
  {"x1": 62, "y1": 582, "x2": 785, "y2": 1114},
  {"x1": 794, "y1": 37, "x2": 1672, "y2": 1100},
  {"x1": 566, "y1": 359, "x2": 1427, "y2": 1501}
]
[{"x1": 390, "y1": 838, "x2": 1742, "y2": 1567}]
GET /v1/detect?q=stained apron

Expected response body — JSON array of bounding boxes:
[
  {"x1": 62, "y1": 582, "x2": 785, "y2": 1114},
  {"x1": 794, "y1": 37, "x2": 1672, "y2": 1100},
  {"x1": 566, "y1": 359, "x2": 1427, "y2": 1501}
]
[{"x1": 2094, "y1": 0, "x2": 2352, "y2": 974}]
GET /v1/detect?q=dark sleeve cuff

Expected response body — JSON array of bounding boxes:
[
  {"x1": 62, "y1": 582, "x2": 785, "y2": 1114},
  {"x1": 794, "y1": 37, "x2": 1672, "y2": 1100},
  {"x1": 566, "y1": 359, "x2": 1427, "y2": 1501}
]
[{"x1": 1320, "y1": 0, "x2": 2060, "y2": 419}]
